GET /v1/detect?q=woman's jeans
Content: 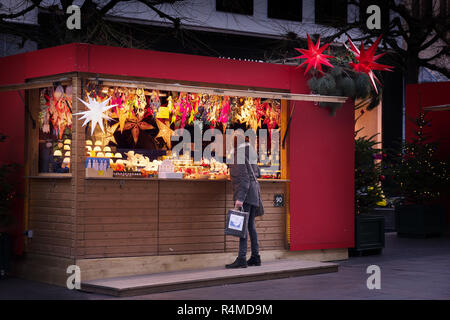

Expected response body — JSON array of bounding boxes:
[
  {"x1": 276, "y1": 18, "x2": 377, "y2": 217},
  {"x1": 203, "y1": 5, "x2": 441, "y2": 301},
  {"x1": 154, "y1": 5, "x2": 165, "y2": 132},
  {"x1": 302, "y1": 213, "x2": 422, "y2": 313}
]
[{"x1": 238, "y1": 202, "x2": 259, "y2": 258}]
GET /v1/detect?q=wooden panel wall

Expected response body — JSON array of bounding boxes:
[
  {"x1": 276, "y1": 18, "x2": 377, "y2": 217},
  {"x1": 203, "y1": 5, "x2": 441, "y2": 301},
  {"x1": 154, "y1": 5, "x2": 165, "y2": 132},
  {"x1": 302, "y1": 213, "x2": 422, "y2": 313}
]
[
  {"x1": 225, "y1": 181, "x2": 286, "y2": 253},
  {"x1": 75, "y1": 180, "x2": 286, "y2": 259},
  {"x1": 158, "y1": 180, "x2": 226, "y2": 255},
  {"x1": 28, "y1": 179, "x2": 75, "y2": 257},
  {"x1": 77, "y1": 179, "x2": 158, "y2": 258}
]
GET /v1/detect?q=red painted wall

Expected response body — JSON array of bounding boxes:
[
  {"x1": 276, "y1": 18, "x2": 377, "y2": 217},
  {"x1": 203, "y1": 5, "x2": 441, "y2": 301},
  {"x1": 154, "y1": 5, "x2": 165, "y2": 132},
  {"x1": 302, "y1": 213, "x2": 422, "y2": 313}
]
[
  {"x1": 406, "y1": 82, "x2": 450, "y2": 225},
  {"x1": 288, "y1": 68, "x2": 355, "y2": 250},
  {"x1": 0, "y1": 44, "x2": 355, "y2": 254}
]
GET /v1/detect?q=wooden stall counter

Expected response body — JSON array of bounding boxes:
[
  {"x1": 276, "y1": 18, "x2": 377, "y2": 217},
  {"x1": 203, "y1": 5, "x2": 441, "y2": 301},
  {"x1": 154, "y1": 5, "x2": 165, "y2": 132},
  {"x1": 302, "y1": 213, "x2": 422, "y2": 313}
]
[{"x1": 78, "y1": 178, "x2": 289, "y2": 259}]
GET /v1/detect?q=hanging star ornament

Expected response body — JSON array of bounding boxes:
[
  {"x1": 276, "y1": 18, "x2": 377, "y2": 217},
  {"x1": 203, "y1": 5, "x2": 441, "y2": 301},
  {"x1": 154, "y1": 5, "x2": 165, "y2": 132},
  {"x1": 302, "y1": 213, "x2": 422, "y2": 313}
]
[
  {"x1": 293, "y1": 34, "x2": 335, "y2": 74},
  {"x1": 93, "y1": 122, "x2": 120, "y2": 146},
  {"x1": 123, "y1": 114, "x2": 154, "y2": 145},
  {"x1": 75, "y1": 96, "x2": 116, "y2": 135},
  {"x1": 345, "y1": 34, "x2": 393, "y2": 93},
  {"x1": 155, "y1": 119, "x2": 174, "y2": 149}
]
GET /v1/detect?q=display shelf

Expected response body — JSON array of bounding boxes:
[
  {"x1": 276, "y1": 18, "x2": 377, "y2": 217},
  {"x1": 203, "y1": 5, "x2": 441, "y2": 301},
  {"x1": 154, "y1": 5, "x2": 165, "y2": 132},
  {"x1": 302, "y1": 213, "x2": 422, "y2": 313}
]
[
  {"x1": 28, "y1": 173, "x2": 72, "y2": 179},
  {"x1": 85, "y1": 176, "x2": 289, "y2": 182}
]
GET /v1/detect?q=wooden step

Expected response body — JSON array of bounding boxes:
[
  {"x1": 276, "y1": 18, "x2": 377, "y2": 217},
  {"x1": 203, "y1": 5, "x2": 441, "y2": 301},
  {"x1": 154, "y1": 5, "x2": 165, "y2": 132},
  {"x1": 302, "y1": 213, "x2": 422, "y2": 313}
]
[{"x1": 80, "y1": 259, "x2": 338, "y2": 297}]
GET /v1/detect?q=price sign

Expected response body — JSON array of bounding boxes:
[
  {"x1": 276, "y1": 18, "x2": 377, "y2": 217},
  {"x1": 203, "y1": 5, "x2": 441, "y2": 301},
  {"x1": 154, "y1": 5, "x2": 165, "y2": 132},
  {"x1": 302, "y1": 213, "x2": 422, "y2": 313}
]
[{"x1": 273, "y1": 194, "x2": 284, "y2": 207}]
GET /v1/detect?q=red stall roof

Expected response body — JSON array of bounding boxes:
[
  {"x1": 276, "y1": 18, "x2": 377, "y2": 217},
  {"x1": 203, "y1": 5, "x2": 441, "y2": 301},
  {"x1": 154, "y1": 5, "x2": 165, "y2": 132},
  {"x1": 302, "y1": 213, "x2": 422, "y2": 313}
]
[{"x1": 0, "y1": 43, "x2": 346, "y2": 103}]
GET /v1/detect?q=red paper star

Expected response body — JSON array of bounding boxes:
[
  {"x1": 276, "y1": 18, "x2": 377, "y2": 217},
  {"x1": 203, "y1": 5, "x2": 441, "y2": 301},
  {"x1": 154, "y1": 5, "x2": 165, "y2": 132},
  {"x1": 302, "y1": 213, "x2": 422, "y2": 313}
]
[
  {"x1": 293, "y1": 34, "x2": 334, "y2": 74},
  {"x1": 345, "y1": 35, "x2": 393, "y2": 93}
]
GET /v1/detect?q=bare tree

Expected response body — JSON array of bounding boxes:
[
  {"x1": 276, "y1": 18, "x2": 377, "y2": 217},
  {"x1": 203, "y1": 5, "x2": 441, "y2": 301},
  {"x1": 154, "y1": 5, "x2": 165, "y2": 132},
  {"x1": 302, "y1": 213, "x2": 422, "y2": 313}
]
[
  {"x1": 320, "y1": 0, "x2": 449, "y2": 84},
  {"x1": 0, "y1": 0, "x2": 187, "y2": 49}
]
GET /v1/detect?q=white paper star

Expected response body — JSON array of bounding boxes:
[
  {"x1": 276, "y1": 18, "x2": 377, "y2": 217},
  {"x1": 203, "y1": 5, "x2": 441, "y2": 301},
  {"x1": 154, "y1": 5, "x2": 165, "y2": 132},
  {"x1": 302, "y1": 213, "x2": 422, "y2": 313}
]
[{"x1": 75, "y1": 96, "x2": 117, "y2": 135}]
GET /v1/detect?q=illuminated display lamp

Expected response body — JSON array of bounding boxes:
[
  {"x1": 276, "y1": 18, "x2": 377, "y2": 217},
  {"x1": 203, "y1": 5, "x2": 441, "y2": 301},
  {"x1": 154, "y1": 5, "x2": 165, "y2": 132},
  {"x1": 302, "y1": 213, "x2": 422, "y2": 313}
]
[
  {"x1": 95, "y1": 140, "x2": 103, "y2": 146},
  {"x1": 53, "y1": 150, "x2": 62, "y2": 157},
  {"x1": 64, "y1": 145, "x2": 71, "y2": 150},
  {"x1": 103, "y1": 146, "x2": 112, "y2": 152},
  {"x1": 345, "y1": 34, "x2": 393, "y2": 93},
  {"x1": 93, "y1": 146, "x2": 102, "y2": 152},
  {"x1": 64, "y1": 139, "x2": 71, "y2": 145},
  {"x1": 86, "y1": 140, "x2": 93, "y2": 146},
  {"x1": 114, "y1": 153, "x2": 122, "y2": 158},
  {"x1": 96, "y1": 152, "x2": 105, "y2": 157},
  {"x1": 86, "y1": 146, "x2": 92, "y2": 151},
  {"x1": 293, "y1": 34, "x2": 335, "y2": 75},
  {"x1": 64, "y1": 151, "x2": 71, "y2": 157},
  {"x1": 105, "y1": 152, "x2": 114, "y2": 158}
]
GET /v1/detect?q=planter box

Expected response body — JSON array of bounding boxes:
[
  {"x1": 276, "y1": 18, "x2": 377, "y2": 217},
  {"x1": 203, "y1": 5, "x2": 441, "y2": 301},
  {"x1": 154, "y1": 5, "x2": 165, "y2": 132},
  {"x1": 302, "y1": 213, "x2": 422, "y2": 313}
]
[
  {"x1": 371, "y1": 207, "x2": 396, "y2": 232},
  {"x1": 395, "y1": 204, "x2": 445, "y2": 238},
  {"x1": 349, "y1": 214, "x2": 385, "y2": 256}
]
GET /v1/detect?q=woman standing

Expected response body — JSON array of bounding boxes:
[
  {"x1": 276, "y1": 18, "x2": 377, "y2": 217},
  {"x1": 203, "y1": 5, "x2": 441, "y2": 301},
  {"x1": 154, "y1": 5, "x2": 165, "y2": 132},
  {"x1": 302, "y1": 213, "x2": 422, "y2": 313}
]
[{"x1": 226, "y1": 134, "x2": 264, "y2": 269}]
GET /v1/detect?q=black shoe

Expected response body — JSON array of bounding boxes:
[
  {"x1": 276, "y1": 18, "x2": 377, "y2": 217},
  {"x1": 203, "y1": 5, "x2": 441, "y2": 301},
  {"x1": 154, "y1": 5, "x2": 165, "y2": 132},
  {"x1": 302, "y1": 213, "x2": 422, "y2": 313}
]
[
  {"x1": 225, "y1": 257, "x2": 247, "y2": 269},
  {"x1": 247, "y1": 254, "x2": 261, "y2": 266}
]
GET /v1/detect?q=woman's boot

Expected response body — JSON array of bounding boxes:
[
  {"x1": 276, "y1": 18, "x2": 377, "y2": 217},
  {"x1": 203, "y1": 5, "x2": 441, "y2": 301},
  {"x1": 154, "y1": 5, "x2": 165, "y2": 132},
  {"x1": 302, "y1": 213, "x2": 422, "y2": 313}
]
[{"x1": 225, "y1": 257, "x2": 247, "y2": 269}]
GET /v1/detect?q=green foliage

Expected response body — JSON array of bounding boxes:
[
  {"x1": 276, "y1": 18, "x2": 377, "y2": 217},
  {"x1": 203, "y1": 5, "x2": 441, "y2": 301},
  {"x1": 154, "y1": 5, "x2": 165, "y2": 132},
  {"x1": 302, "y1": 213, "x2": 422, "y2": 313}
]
[
  {"x1": 354, "y1": 73, "x2": 371, "y2": 98},
  {"x1": 385, "y1": 113, "x2": 449, "y2": 204},
  {"x1": 355, "y1": 132, "x2": 384, "y2": 215},
  {"x1": 307, "y1": 63, "x2": 375, "y2": 116}
]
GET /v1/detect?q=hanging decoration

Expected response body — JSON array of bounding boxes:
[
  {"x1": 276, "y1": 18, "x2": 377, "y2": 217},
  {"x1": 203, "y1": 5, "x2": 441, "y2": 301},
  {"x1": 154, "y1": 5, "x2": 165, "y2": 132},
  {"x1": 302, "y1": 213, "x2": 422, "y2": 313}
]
[
  {"x1": 93, "y1": 122, "x2": 120, "y2": 146},
  {"x1": 75, "y1": 95, "x2": 116, "y2": 135},
  {"x1": 293, "y1": 34, "x2": 334, "y2": 74},
  {"x1": 149, "y1": 90, "x2": 161, "y2": 115},
  {"x1": 123, "y1": 113, "x2": 154, "y2": 144},
  {"x1": 39, "y1": 86, "x2": 73, "y2": 139},
  {"x1": 135, "y1": 88, "x2": 147, "y2": 119},
  {"x1": 345, "y1": 34, "x2": 393, "y2": 93},
  {"x1": 262, "y1": 100, "x2": 281, "y2": 137},
  {"x1": 81, "y1": 83, "x2": 281, "y2": 150},
  {"x1": 155, "y1": 119, "x2": 174, "y2": 149}
]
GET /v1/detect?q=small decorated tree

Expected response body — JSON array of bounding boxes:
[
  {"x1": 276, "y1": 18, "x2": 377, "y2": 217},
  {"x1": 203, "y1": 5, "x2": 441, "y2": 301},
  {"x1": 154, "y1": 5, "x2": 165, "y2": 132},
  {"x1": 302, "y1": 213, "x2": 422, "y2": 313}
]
[
  {"x1": 388, "y1": 112, "x2": 449, "y2": 204},
  {"x1": 354, "y1": 130, "x2": 384, "y2": 215}
]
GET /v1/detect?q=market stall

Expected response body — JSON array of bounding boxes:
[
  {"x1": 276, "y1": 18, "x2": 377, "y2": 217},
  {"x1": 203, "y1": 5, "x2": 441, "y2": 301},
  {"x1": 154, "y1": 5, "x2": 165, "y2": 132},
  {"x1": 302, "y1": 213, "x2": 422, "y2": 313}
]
[{"x1": 0, "y1": 44, "x2": 354, "y2": 285}]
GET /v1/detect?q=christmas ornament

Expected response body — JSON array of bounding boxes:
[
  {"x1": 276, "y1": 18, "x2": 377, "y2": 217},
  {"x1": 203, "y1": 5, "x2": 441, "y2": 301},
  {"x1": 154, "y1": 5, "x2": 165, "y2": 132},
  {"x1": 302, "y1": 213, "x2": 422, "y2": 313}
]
[
  {"x1": 345, "y1": 35, "x2": 393, "y2": 93},
  {"x1": 75, "y1": 96, "x2": 116, "y2": 135},
  {"x1": 123, "y1": 114, "x2": 154, "y2": 144},
  {"x1": 293, "y1": 34, "x2": 334, "y2": 74},
  {"x1": 93, "y1": 122, "x2": 120, "y2": 146},
  {"x1": 155, "y1": 119, "x2": 174, "y2": 149}
]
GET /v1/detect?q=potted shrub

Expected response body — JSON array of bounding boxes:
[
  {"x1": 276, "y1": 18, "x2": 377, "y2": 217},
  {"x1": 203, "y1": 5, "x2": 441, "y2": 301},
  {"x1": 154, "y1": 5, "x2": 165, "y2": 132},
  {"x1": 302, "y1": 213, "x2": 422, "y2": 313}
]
[
  {"x1": 350, "y1": 131, "x2": 385, "y2": 256},
  {"x1": 0, "y1": 133, "x2": 18, "y2": 278},
  {"x1": 387, "y1": 112, "x2": 449, "y2": 237}
]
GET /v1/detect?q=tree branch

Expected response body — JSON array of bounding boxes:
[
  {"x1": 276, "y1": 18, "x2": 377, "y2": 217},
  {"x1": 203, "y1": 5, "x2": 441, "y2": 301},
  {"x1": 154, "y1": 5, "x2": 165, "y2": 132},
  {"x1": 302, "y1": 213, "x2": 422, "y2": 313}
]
[
  {"x1": 421, "y1": 61, "x2": 450, "y2": 78},
  {"x1": 419, "y1": 46, "x2": 449, "y2": 63},
  {"x1": 137, "y1": 0, "x2": 181, "y2": 29},
  {"x1": 0, "y1": 0, "x2": 42, "y2": 20}
]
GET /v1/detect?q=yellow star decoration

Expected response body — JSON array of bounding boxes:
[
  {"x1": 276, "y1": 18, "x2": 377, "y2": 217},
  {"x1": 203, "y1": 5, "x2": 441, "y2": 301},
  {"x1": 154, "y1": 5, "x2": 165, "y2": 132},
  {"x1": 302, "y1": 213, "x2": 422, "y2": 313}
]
[
  {"x1": 155, "y1": 119, "x2": 174, "y2": 149},
  {"x1": 235, "y1": 98, "x2": 259, "y2": 131},
  {"x1": 93, "y1": 122, "x2": 120, "y2": 146}
]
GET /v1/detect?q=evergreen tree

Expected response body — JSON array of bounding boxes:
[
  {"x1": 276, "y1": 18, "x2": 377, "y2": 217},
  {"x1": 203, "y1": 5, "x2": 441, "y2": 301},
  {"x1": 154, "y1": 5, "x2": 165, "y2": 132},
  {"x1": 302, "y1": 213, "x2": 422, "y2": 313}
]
[
  {"x1": 355, "y1": 130, "x2": 384, "y2": 215},
  {"x1": 387, "y1": 112, "x2": 449, "y2": 204}
]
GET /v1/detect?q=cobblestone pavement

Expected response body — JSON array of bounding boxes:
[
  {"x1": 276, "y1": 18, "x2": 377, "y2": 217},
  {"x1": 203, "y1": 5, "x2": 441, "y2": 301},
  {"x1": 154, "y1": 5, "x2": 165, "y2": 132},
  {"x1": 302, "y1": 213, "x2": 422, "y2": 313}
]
[{"x1": 1, "y1": 233, "x2": 449, "y2": 300}]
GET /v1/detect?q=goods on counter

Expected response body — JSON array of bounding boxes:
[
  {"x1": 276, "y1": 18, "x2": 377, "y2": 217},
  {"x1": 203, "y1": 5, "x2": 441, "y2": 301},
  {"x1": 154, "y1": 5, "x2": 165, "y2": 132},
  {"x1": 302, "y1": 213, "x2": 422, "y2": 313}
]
[
  {"x1": 85, "y1": 157, "x2": 113, "y2": 178},
  {"x1": 158, "y1": 159, "x2": 183, "y2": 179}
]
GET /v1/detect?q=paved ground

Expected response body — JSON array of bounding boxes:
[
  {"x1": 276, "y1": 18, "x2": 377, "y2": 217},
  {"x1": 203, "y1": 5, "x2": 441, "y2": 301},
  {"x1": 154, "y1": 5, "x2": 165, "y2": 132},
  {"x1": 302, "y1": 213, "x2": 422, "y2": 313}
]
[{"x1": 1, "y1": 232, "x2": 450, "y2": 300}]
